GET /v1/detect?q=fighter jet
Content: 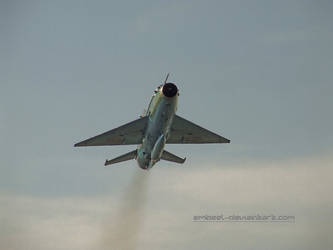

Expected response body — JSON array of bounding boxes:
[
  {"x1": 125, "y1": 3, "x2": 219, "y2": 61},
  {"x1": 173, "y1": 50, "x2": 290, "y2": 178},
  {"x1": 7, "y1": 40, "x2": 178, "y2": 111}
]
[{"x1": 74, "y1": 74, "x2": 230, "y2": 169}]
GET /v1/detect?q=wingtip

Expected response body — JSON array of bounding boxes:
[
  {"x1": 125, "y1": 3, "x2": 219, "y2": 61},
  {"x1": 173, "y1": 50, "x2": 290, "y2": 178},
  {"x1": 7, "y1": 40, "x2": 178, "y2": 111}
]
[
  {"x1": 74, "y1": 141, "x2": 87, "y2": 147},
  {"x1": 219, "y1": 137, "x2": 230, "y2": 143}
]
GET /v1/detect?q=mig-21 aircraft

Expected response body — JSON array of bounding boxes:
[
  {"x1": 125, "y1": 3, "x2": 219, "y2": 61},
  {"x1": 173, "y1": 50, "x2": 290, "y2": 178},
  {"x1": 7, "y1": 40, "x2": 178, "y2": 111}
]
[{"x1": 74, "y1": 74, "x2": 230, "y2": 169}]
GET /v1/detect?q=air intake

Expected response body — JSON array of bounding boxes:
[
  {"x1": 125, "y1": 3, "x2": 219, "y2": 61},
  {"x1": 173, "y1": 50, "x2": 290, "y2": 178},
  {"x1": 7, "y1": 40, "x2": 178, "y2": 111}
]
[{"x1": 162, "y1": 83, "x2": 178, "y2": 97}]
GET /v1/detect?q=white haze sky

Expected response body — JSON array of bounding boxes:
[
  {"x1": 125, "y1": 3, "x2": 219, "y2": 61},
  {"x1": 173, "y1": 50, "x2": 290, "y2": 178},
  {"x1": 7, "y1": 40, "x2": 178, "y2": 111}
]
[{"x1": 1, "y1": 0, "x2": 333, "y2": 249}]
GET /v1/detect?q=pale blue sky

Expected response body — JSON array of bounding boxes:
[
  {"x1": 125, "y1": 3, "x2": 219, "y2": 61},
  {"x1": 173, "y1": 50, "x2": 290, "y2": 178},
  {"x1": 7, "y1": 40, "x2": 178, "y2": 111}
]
[{"x1": 1, "y1": 1, "x2": 333, "y2": 249}]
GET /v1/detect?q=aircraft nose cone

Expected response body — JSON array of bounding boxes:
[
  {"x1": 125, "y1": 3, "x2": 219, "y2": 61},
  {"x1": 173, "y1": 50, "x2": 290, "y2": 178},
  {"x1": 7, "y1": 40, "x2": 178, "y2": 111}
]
[{"x1": 162, "y1": 83, "x2": 178, "y2": 97}]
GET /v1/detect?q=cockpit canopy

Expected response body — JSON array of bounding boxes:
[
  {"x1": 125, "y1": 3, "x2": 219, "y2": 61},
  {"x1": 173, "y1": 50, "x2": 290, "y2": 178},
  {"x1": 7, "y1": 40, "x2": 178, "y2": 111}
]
[{"x1": 154, "y1": 84, "x2": 163, "y2": 94}]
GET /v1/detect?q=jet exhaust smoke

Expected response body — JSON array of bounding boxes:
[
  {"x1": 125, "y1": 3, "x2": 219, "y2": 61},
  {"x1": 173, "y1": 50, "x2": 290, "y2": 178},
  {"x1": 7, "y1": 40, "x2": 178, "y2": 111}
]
[{"x1": 100, "y1": 169, "x2": 150, "y2": 250}]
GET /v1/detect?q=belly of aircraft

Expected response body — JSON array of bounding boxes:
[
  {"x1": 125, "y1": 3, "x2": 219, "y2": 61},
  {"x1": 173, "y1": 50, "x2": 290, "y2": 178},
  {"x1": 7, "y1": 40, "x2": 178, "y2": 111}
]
[{"x1": 137, "y1": 97, "x2": 177, "y2": 169}]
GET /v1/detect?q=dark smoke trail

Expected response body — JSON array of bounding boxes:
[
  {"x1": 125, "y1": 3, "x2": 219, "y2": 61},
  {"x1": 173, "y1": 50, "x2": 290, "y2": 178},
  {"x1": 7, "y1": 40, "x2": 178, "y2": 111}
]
[{"x1": 101, "y1": 169, "x2": 150, "y2": 250}]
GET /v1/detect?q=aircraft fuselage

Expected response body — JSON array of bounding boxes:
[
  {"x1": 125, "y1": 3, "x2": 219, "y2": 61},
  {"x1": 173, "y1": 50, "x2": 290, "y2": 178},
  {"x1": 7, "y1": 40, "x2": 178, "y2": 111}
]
[
  {"x1": 74, "y1": 76, "x2": 229, "y2": 167},
  {"x1": 136, "y1": 83, "x2": 178, "y2": 169}
]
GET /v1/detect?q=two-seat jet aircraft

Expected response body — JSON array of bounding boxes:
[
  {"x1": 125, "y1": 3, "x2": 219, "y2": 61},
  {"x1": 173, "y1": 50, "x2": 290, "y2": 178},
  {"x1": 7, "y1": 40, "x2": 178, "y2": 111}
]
[{"x1": 74, "y1": 75, "x2": 230, "y2": 169}]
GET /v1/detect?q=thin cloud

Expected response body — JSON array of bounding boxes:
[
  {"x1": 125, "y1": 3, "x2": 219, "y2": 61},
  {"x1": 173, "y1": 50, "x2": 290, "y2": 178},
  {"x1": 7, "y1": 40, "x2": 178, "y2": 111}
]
[{"x1": 1, "y1": 152, "x2": 332, "y2": 250}]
